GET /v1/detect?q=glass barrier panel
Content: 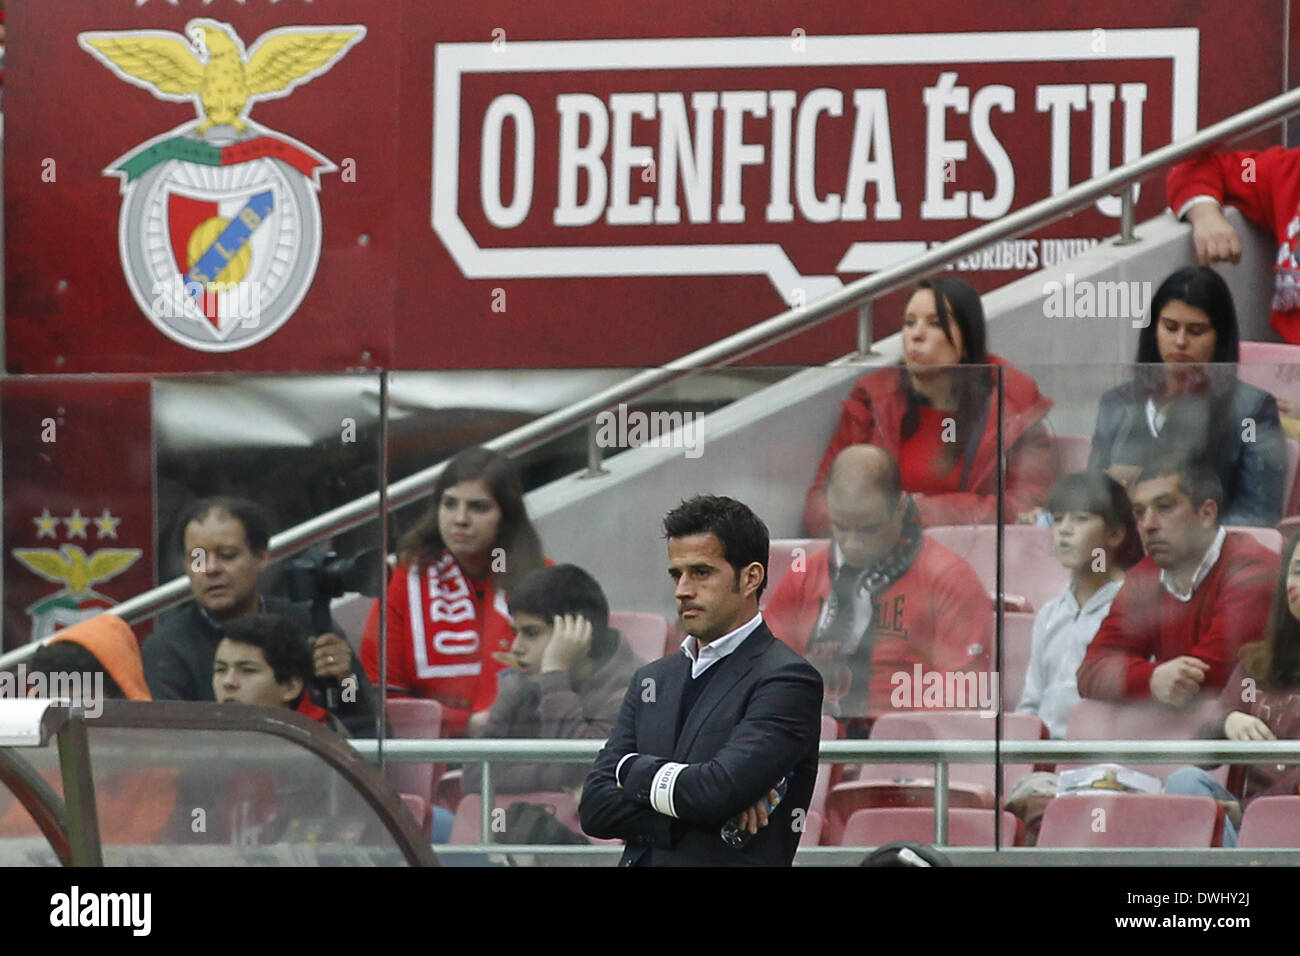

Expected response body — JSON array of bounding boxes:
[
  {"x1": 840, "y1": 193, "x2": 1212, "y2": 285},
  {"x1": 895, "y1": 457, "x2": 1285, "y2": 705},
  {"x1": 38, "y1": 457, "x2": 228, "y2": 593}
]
[{"x1": 376, "y1": 365, "x2": 1006, "y2": 857}]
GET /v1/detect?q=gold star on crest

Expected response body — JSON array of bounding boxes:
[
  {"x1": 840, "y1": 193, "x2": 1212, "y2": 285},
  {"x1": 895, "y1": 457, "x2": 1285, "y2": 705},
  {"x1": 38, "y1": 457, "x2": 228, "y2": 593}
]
[
  {"x1": 94, "y1": 509, "x2": 122, "y2": 539},
  {"x1": 33, "y1": 509, "x2": 59, "y2": 540},
  {"x1": 63, "y1": 510, "x2": 89, "y2": 539}
]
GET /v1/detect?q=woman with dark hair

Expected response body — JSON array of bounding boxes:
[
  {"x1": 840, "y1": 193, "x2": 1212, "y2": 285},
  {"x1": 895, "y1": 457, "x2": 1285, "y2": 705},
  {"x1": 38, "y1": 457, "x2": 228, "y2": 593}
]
[
  {"x1": 1088, "y1": 265, "x2": 1285, "y2": 526},
  {"x1": 1164, "y1": 530, "x2": 1300, "y2": 846},
  {"x1": 803, "y1": 276, "x2": 1055, "y2": 532},
  {"x1": 361, "y1": 446, "x2": 545, "y2": 736}
]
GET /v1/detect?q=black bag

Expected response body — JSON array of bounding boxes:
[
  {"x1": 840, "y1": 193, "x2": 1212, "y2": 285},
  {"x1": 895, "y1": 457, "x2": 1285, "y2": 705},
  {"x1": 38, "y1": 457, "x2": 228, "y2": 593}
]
[{"x1": 503, "y1": 801, "x2": 588, "y2": 845}]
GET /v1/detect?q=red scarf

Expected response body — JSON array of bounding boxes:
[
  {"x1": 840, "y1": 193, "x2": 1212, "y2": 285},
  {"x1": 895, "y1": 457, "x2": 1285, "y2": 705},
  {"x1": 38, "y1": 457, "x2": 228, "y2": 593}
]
[{"x1": 405, "y1": 552, "x2": 514, "y2": 714}]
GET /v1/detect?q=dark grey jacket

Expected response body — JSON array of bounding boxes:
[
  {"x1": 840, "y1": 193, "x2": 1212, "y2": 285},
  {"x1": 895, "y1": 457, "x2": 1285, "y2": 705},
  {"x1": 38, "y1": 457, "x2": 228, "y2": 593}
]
[
  {"x1": 142, "y1": 596, "x2": 377, "y2": 736},
  {"x1": 1088, "y1": 379, "x2": 1286, "y2": 526}
]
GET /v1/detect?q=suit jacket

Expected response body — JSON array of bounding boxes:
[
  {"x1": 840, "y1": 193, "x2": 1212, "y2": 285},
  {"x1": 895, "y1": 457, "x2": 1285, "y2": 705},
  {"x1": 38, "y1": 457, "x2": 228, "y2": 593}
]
[{"x1": 579, "y1": 622, "x2": 824, "y2": 866}]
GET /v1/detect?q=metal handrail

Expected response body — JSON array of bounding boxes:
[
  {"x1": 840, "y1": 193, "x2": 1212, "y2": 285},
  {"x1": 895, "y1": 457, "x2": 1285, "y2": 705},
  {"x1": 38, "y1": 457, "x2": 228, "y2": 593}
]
[
  {"x1": 37, "y1": 83, "x2": 1300, "y2": 637},
  {"x1": 351, "y1": 737, "x2": 1300, "y2": 852},
  {"x1": 348, "y1": 737, "x2": 1300, "y2": 764}
]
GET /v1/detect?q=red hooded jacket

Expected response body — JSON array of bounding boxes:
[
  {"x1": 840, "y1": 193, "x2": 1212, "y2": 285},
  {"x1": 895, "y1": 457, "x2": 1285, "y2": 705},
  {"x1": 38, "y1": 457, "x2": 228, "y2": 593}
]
[{"x1": 803, "y1": 355, "x2": 1055, "y2": 534}]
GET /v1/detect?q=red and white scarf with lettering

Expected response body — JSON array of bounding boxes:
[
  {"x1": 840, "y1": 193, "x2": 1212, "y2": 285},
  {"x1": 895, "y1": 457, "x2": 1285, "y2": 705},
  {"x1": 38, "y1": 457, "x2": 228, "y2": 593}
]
[{"x1": 408, "y1": 551, "x2": 513, "y2": 693}]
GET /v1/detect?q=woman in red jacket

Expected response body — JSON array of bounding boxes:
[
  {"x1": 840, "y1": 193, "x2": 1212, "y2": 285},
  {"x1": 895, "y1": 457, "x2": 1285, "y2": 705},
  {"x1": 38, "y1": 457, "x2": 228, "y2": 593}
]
[
  {"x1": 361, "y1": 446, "x2": 545, "y2": 736},
  {"x1": 803, "y1": 277, "x2": 1055, "y2": 533}
]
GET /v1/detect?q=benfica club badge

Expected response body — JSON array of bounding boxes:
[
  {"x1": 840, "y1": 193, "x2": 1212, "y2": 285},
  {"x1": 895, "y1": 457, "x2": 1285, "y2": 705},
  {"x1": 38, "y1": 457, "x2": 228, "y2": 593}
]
[
  {"x1": 13, "y1": 509, "x2": 141, "y2": 640},
  {"x1": 78, "y1": 19, "x2": 365, "y2": 352}
]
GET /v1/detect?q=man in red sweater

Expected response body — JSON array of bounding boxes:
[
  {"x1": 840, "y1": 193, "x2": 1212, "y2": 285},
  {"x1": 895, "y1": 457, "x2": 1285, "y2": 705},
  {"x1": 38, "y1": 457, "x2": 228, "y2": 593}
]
[
  {"x1": 1077, "y1": 457, "x2": 1278, "y2": 705},
  {"x1": 767, "y1": 445, "x2": 991, "y2": 732},
  {"x1": 1167, "y1": 146, "x2": 1300, "y2": 343}
]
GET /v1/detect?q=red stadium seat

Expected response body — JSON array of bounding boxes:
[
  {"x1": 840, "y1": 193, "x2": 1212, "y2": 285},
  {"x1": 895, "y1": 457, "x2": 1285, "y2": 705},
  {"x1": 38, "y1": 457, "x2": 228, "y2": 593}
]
[
  {"x1": 1000, "y1": 611, "x2": 1036, "y2": 712},
  {"x1": 839, "y1": 806, "x2": 1023, "y2": 847},
  {"x1": 1279, "y1": 514, "x2": 1300, "y2": 546},
  {"x1": 925, "y1": 524, "x2": 1069, "y2": 614},
  {"x1": 765, "y1": 537, "x2": 819, "y2": 603},
  {"x1": 802, "y1": 809, "x2": 825, "y2": 848},
  {"x1": 399, "y1": 793, "x2": 432, "y2": 840},
  {"x1": 1237, "y1": 796, "x2": 1300, "y2": 847},
  {"x1": 824, "y1": 711, "x2": 1048, "y2": 843},
  {"x1": 384, "y1": 698, "x2": 444, "y2": 806},
  {"x1": 1063, "y1": 697, "x2": 1228, "y2": 783},
  {"x1": 608, "y1": 610, "x2": 669, "y2": 662},
  {"x1": 1037, "y1": 793, "x2": 1223, "y2": 847},
  {"x1": 1225, "y1": 525, "x2": 1283, "y2": 553},
  {"x1": 1239, "y1": 340, "x2": 1300, "y2": 368},
  {"x1": 808, "y1": 715, "x2": 844, "y2": 845},
  {"x1": 1053, "y1": 434, "x2": 1093, "y2": 476}
]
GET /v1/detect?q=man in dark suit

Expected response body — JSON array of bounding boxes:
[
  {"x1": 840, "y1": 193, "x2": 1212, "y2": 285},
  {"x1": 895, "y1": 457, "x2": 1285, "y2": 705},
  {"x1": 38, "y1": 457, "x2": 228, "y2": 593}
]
[{"x1": 580, "y1": 495, "x2": 824, "y2": 866}]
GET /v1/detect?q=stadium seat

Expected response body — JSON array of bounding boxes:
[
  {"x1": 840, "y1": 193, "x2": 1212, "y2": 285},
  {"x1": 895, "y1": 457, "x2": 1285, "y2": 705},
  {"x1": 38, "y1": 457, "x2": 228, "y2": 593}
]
[
  {"x1": 662, "y1": 625, "x2": 683, "y2": 658},
  {"x1": 1280, "y1": 514, "x2": 1300, "y2": 546},
  {"x1": 1000, "y1": 611, "x2": 1036, "y2": 712},
  {"x1": 1237, "y1": 796, "x2": 1300, "y2": 847},
  {"x1": 384, "y1": 698, "x2": 444, "y2": 806},
  {"x1": 765, "y1": 538, "x2": 819, "y2": 602},
  {"x1": 1239, "y1": 341, "x2": 1300, "y2": 367},
  {"x1": 802, "y1": 809, "x2": 825, "y2": 848},
  {"x1": 1053, "y1": 434, "x2": 1093, "y2": 476},
  {"x1": 449, "y1": 790, "x2": 583, "y2": 845},
  {"x1": 823, "y1": 711, "x2": 1049, "y2": 843},
  {"x1": 1226, "y1": 525, "x2": 1283, "y2": 553},
  {"x1": 399, "y1": 793, "x2": 433, "y2": 840},
  {"x1": 925, "y1": 524, "x2": 1069, "y2": 614},
  {"x1": 808, "y1": 715, "x2": 844, "y2": 844},
  {"x1": 1037, "y1": 793, "x2": 1223, "y2": 847},
  {"x1": 609, "y1": 610, "x2": 669, "y2": 662},
  {"x1": 839, "y1": 806, "x2": 1023, "y2": 847},
  {"x1": 1063, "y1": 697, "x2": 1228, "y2": 783}
]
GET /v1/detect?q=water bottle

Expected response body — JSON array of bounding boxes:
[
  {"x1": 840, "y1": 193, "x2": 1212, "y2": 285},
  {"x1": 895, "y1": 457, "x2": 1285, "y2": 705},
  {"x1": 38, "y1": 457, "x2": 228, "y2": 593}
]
[{"x1": 720, "y1": 775, "x2": 790, "y2": 849}]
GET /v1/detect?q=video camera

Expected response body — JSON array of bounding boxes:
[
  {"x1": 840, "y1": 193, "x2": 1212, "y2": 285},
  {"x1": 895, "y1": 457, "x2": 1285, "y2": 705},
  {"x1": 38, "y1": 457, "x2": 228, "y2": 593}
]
[{"x1": 282, "y1": 547, "x2": 385, "y2": 710}]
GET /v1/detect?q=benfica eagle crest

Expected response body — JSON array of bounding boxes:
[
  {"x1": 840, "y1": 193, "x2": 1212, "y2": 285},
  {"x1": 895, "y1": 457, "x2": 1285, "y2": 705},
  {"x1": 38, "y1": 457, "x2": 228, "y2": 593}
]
[{"x1": 79, "y1": 19, "x2": 365, "y2": 351}]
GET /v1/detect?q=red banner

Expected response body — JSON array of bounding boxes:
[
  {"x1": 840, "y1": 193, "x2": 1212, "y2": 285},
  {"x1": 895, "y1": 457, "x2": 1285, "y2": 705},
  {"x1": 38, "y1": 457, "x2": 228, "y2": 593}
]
[
  {"x1": 3, "y1": 0, "x2": 1291, "y2": 373},
  {"x1": 2, "y1": 380, "x2": 156, "y2": 651}
]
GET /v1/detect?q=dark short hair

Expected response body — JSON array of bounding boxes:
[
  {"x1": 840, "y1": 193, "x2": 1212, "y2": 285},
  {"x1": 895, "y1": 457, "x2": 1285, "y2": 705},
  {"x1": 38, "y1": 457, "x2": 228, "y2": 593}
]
[
  {"x1": 1048, "y1": 472, "x2": 1132, "y2": 527},
  {"x1": 178, "y1": 496, "x2": 274, "y2": 555},
  {"x1": 217, "y1": 613, "x2": 313, "y2": 698},
  {"x1": 1135, "y1": 455, "x2": 1224, "y2": 513},
  {"x1": 1136, "y1": 265, "x2": 1240, "y2": 365},
  {"x1": 662, "y1": 495, "x2": 770, "y2": 598},
  {"x1": 1046, "y1": 471, "x2": 1144, "y2": 570},
  {"x1": 29, "y1": 642, "x2": 124, "y2": 699},
  {"x1": 508, "y1": 564, "x2": 618, "y2": 661}
]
